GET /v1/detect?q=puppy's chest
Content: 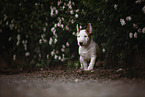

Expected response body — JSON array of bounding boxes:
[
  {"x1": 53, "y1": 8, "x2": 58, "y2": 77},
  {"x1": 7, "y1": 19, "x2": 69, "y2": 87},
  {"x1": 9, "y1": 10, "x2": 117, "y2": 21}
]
[{"x1": 79, "y1": 47, "x2": 95, "y2": 60}]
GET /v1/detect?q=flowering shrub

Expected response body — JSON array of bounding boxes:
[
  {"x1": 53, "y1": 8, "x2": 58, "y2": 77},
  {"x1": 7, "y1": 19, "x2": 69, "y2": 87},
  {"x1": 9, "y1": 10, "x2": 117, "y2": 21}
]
[
  {"x1": 0, "y1": 0, "x2": 82, "y2": 68},
  {"x1": 81, "y1": 0, "x2": 145, "y2": 77}
]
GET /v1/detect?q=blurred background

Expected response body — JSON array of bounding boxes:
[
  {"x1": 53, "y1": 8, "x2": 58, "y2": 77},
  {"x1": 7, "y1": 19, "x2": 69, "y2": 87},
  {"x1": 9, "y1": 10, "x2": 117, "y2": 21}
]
[{"x1": 0, "y1": 0, "x2": 145, "y2": 78}]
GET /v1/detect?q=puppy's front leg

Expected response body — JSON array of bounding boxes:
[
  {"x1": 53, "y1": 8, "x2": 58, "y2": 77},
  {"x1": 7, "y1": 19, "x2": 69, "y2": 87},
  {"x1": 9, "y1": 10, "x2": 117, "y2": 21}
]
[
  {"x1": 80, "y1": 56, "x2": 87, "y2": 70},
  {"x1": 87, "y1": 56, "x2": 96, "y2": 70}
]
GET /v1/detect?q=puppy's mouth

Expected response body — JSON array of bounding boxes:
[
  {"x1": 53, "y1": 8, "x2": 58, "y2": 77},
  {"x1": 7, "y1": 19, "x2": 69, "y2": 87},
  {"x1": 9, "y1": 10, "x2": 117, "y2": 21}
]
[
  {"x1": 79, "y1": 42, "x2": 86, "y2": 46},
  {"x1": 79, "y1": 42, "x2": 83, "y2": 46}
]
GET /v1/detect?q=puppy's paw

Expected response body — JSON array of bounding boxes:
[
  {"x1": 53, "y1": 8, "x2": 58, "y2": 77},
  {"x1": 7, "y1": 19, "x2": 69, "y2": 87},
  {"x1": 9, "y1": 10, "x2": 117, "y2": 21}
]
[{"x1": 87, "y1": 66, "x2": 93, "y2": 71}]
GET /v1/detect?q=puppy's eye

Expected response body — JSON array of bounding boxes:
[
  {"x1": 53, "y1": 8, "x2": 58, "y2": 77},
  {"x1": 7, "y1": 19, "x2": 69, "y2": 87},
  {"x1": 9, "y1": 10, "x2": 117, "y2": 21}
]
[{"x1": 84, "y1": 35, "x2": 87, "y2": 37}]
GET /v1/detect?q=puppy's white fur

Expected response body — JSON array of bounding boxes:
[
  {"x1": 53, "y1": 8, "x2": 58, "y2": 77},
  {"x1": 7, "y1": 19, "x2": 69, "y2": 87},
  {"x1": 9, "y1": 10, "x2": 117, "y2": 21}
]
[{"x1": 77, "y1": 23, "x2": 100, "y2": 71}]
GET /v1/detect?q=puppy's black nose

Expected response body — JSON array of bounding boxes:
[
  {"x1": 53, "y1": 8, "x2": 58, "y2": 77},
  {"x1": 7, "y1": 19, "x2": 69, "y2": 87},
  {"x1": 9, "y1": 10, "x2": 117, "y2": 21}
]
[{"x1": 79, "y1": 42, "x2": 83, "y2": 46}]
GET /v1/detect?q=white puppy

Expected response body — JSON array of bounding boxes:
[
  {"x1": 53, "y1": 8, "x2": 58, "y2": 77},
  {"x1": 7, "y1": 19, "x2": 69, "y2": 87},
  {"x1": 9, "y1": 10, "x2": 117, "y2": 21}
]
[{"x1": 77, "y1": 23, "x2": 100, "y2": 71}]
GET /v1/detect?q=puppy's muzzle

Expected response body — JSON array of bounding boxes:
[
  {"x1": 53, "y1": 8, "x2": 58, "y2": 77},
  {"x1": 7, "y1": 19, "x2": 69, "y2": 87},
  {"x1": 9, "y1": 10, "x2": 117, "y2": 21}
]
[{"x1": 79, "y1": 42, "x2": 83, "y2": 46}]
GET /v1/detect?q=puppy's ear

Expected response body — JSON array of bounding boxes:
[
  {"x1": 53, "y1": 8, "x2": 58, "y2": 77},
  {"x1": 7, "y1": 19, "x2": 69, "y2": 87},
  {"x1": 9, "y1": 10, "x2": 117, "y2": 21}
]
[
  {"x1": 76, "y1": 24, "x2": 80, "y2": 34},
  {"x1": 86, "y1": 23, "x2": 92, "y2": 34}
]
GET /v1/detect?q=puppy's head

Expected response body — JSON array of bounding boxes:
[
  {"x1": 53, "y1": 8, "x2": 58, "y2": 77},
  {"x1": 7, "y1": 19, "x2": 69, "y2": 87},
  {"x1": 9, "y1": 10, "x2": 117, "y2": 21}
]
[{"x1": 76, "y1": 23, "x2": 92, "y2": 46}]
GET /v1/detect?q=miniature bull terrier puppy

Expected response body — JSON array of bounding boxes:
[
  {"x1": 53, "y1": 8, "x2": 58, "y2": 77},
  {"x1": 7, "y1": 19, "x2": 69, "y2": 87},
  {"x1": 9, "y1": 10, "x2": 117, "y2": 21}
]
[{"x1": 77, "y1": 23, "x2": 100, "y2": 71}]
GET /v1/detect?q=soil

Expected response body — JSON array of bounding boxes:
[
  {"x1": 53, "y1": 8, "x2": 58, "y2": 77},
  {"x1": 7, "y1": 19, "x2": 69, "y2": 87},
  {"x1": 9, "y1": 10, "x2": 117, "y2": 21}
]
[{"x1": 0, "y1": 67, "x2": 145, "y2": 97}]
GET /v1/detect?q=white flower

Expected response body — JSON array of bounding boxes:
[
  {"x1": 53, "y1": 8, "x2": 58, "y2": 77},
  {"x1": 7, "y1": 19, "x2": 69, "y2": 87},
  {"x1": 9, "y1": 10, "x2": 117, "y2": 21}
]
[
  {"x1": 142, "y1": 27, "x2": 145, "y2": 33},
  {"x1": 62, "y1": 54, "x2": 65, "y2": 57},
  {"x1": 61, "y1": 54, "x2": 65, "y2": 62},
  {"x1": 8, "y1": 37, "x2": 12, "y2": 41},
  {"x1": 102, "y1": 48, "x2": 106, "y2": 53},
  {"x1": 61, "y1": 17, "x2": 64, "y2": 21},
  {"x1": 61, "y1": 24, "x2": 64, "y2": 28},
  {"x1": 61, "y1": 48, "x2": 65, "y2": 52},
  {"x1": 58, "y1": 22, "x2": 61, "y2": 27},
  {"x1": 72, "y1": 32, "x2": 75, "y2": 35},
  {"x1": 137, "y1": 28, "x2": 142, "y2": 33},
  {"x1": 43, "y1": 39, "x2": 47, "y2": 43},
  {"x1": 56, "y1": 50, "x2": 59, "y2": 54},
  {"x1": 117, "y1": 68, "x2": 123, "y2": 72},
  {"x1": 43, "y1": 28, "x2": 46, "y2": 32},
  {"x1": 22, "y1": 40, "x2": 28, "y2": 50},
  {"x1": 133, "y1": 23, "x2": 138, "y2": 29},
  {"x1": 6, "y1": 21, "x2": 8, "y2": 26},
  {"x1": 16, "y1": 34, "x2": 21, "y2": 46},
  {"x1": 13, "y1": 54, "x2": 16, "y2": 60},
  {"x1": 39, "y1": 39, "x2": 42, "y2": 44},
  {"x1": 51, "y1": 50, "x2": 55, "y2": 56},
  {"x1": 58, "y1": 56, "x2": 61, "y2": 60},
  {"x1": 45, "y1": 22, "x2": 48, "y2": 26},
  {"x1": 17, "y1": 34, "x2": 21, "y2": 40},
  {"x1": 47, "y1": 54, "x2": 49, "y2": 59},
  {"x1": 51, "y1": 27, "x2": 55, "y2": 32},
  {"x1": 68, "y1": 5, "x2": 72, "y2": 10},
  {"x1": 120, "y1": 18, "x2": 126, "y2": 26},
  {"x1": 4, "y1": 14, "x2": 7, "y2": 21},
  {"x1": 61, "y1": 58, "x2": 65, "y2": 62},
  {"x1": 35, "y1": 3, "x2": 38, "y2": 6},
  {"x1": 114, "y1": 4, "x2": 118, "y2": 10},
  {"x1": 129, "y1": 32, "x2": 133, "y2": 38},
  {"x1": 49, "y1": 38, "x2": 53, "y2": 45},
  {"x1": 72, "y1": 2, "x2": 75, "y2": 5},
  {"x1": 76, "y1": 9, "x2": 79, "y2": 12},
  {"x1": 55, "y1": 9, "x2": 58, "y2": 15},
  {"x1": 50, "y1": 6, "x2": 57, "y2": 16},
  {"x1": 24, "y1": 44, "x2": 27, "y2": 51},
  {"x1": 54, "y1": 38, "x2": 58, "y2": 44},
  {"x1": 39, "y1": 54, "x2": 41, "y2": 58},
  {"x1": 62, "y1": 5, "x2": 65, "y2": 9},
  {"x1": 41, "y1": 34, "x2": 45, "y2": 38},
  {"x1": 50, "y1": 6, "x2": 54, "y2": 16},
  {"x1": 135, "y1": 0, "x2": 143, "y2": 4},
  {"x1": 126, "y1": 16, "x2": 132, "y2": 21},
  {"x1": 75, "y1": 14, "x2": 78, "y2": 18},
  {"x1": 68, "y1": 1, "x2": 72, "y2": 9},
  {"x1": 134, "y1": 32, "x2": 137, "y2": 38},
  {"x1": 142, "y1": 6, "x2": 145, "y2": 14},
  {"x1": 58, "y1": 0, "x2": 61, "y2": 6},
  {"x1": 71, "y1": 19, "x2": 74, "y2": 24},
  {"x1": 54, "y1": 55, "x2": 58, "y2": 59},
  {"x1": 54, "y1": 23, "x2": 57, "y2": 27},
  {"x1": 22, "y1": 40, "x2": 25, "y2": 44},
  {"x1": 65, "y1": 25, "x2": 69, "y2": 30},
  {"x1": 66, "y1": 42, "x2": 69, "y2": 47},
  {"x1": 25, "y1": 52, "x2": 30, "y2": 56},
  {"x1": 62, "y1": 45, "x2": 65, "y2": 48},
  {"x1": 9, "y1": 24, "x2": 14, "y2": 30},
  {"x1": 70, "y1": 10, "x2": 74, "y2": 14}
]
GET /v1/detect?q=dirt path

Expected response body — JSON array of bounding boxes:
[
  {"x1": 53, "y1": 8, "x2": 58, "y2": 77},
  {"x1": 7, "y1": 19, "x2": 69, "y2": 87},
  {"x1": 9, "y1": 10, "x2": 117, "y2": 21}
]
[{"x1": 0, "y1": 70, "x2": 145, "y2": 97}]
